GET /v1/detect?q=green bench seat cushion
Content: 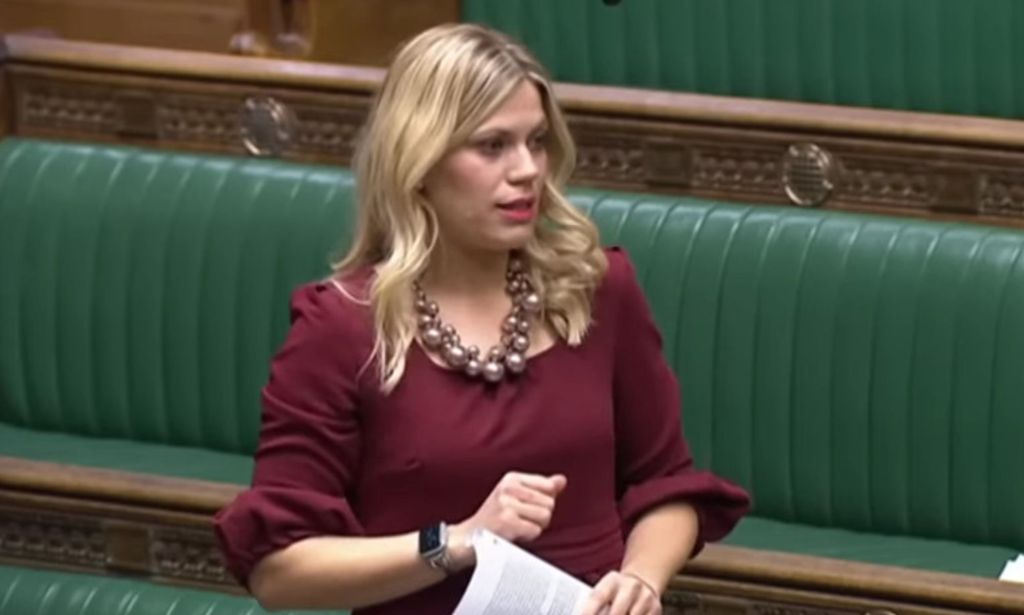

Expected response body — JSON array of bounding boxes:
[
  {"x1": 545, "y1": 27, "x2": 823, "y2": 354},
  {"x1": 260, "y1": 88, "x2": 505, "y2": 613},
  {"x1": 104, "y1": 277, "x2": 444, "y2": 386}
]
[
  {"x1": 724, "y1": 517, "x2": 1017, "y2": 578},
  {"x1": 0, "y1": 423, "x2": 252, "y2": 484},
  {"x1": 0, "y1": 564, "x2": 343, "y2": 615}
]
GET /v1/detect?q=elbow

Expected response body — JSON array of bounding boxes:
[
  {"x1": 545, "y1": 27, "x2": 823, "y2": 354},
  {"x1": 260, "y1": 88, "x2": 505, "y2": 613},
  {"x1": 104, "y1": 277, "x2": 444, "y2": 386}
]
[{"x1": 248, "y1": 555, "x2": 291, "y2": 611}]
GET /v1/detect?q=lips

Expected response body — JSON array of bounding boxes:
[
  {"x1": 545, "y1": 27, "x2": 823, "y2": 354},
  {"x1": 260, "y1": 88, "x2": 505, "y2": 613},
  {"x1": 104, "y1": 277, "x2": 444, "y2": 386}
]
[
  {"x1": 496, "y1": 196, "x2": 537, "y2": 222},
  {"x1": 497, "y1": 197, "x2": 535, "y2": 210}
]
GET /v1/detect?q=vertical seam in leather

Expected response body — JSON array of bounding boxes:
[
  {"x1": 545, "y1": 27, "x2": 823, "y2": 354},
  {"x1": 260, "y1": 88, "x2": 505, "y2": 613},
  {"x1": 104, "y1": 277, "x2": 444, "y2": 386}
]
[
  {"x1": 0, "y1": 570, "x2": 20, "y2": 610},
  {"x1": 194, "y1": 161, "x2": 235, "y2": 448},
  {"x1": 828, "y1": 222, "x2": 862, "y2": 526},
  {"x1": 20, "y1": 145, "x2": 63, "y2": 429},
  {"x1": 906, "y1": 229, "x2": 941, "y2": 534},
  {"x1": 787, "y1": 215, "x2": 824, "y2": 521},
  {"x1": 0, "y1": 141, "x2": 31, "y2": 425},
  {"x1": 669, "y1": 204, "x2": 708, "y2": 464},
  {"x1": 157, "y1": 157, "x2": 199, "y2": 443},
  {"x1": 750, "y1": 215, "x2": 783, "y2": 511},
  {"x1": 74, "y1": 585, "x2": 100, "y2": 614},
  {"x1": 707, "y1": 204, "x2": 751, "y2": 473},
  {"x1": 864, "y1": 227, "x2": 899, "y2": 530},
  {"x1": 985, "y1": 240, "x2": 1024, "y2": 544},
  {"x1": 89, "y1": 154, "x2": 129, "y2": 437},
  {"x1": 125, "y1": 158, "x2": 160, "y2": 440},
  {"x1": 946, "y1": 234, "x2": 986, "y2": 541}
]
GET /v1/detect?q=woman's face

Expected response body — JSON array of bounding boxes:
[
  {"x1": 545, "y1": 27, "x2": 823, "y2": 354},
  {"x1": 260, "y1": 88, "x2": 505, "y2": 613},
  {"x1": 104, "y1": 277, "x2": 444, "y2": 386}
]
[{"x1": 421, "y1": 80, "x2": 550, "y2": 256}]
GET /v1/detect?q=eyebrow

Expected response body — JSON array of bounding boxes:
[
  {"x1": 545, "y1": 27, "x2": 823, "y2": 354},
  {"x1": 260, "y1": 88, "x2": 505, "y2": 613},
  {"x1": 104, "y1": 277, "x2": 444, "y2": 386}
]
[{"x1": 472, "y1": 120, "x2": 549, "y2": 139}]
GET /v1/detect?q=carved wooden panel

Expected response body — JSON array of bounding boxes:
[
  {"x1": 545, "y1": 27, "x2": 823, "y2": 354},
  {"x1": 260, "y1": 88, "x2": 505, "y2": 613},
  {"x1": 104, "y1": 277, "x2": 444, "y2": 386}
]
[
  {"x1": 0, "y1": 508, "x2": 106, "y2": 569},
  {"x1": 11, "y1": 58, "x2": 1024, "y2": 229},
  {"x1": 979, "y1": 172, "x2": 1024, "y2": 215},
  {"x1": 691, "y1": 145, "x2": 782, "y2": 198},
  {"x1": 9, "y1": 35, "x2": 1024, "y2": 229},
  {"x1": 20, "y1": 81, "x2": 120, "y2": 134},
  {"x1": 0, "y1": 499, "x2": 232, "y2": 589},
  {"x1": 835, "y1": 158, "x2": 936, "y2": 209},
  {"x1": 151, "y1": 527, "x2": 231, "y2": 585}
]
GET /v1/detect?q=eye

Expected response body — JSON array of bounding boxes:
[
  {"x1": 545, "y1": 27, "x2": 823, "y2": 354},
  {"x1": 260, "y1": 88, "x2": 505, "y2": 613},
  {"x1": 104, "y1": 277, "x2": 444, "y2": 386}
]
[
  {"x1": 476, "y1": 137, "x2": 506, "y2": 156},
  {"x1": 528, "y1": 131, "x2": 549, "y2": 152}
]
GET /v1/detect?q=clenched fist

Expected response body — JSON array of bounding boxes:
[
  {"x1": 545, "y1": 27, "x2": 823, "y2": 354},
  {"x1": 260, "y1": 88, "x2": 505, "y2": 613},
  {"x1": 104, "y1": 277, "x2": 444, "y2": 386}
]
[{"x1": 448, "y1": 471, "x2": 567, "y2": 569}]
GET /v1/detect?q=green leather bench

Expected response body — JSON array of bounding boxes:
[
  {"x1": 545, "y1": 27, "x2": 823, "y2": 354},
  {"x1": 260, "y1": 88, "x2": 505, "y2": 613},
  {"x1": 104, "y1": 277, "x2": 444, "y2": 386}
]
[
  {"x1": 2, "y1": 138, "x2": 1023, "y2": 612},
  {"x1": 466, "y1": 0, "x2": 1024, "y2": 120}
]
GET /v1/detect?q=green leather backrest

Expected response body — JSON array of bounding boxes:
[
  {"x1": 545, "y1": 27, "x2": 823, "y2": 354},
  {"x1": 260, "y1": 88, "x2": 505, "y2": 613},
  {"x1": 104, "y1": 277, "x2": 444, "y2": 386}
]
[
  {"x1": 2, "y1": 138, "x2": 1022, "y2": 550},
  {"x1": 574, "y1": 191, "x2": 1024, "y2": 550},
  {"x1": 464, "y1": 0, "x2": 1024, "y2": 119},
  {"x1": 0, "y1": 564, "x2": 342, "y2": 615},
  {"x1": 0, "y1": 138, "x2": 352, "y2": 454}
]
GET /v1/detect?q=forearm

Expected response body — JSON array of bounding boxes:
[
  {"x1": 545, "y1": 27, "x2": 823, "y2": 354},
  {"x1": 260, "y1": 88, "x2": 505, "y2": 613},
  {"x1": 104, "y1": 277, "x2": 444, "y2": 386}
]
[
  {"x1": 619, "y1": 501, "x2": 699, "y2": 594},
  {"x1": 250, "y1": 531, "x2": 450, "y2": 610}
]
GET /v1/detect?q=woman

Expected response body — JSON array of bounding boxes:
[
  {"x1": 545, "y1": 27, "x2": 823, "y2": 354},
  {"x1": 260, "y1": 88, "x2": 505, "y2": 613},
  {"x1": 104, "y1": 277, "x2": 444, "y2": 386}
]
[{"x1": 215, "y1": 23, "x2": 749, "y2": 615}]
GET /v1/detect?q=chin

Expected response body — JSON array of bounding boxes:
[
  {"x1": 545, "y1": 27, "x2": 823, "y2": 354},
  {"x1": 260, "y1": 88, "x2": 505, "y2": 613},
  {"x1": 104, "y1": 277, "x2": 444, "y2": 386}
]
[{"x1": 492, "y1": 228, "x2": 535, "y2": 251}]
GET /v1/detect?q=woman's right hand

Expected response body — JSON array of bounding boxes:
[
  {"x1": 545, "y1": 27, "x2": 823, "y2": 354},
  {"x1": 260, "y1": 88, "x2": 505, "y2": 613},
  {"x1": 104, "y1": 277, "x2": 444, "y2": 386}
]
[{"x1": 448, "y1": 472, "x2": 567, "y2": 570}]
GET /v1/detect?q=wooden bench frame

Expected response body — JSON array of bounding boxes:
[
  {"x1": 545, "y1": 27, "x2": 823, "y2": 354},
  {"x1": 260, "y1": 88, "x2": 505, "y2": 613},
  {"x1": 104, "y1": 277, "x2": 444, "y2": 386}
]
[
  {"x1": 2, "y1": 34, "x2": 1024, "y2": 615},
  {"x1": 4, "y1": 34, "x2": 1024, "y2": 229}
]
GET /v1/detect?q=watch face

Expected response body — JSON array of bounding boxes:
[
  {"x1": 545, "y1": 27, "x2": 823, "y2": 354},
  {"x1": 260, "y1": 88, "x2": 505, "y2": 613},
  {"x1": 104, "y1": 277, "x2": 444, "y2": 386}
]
[{"x1": 419, "y1": 524, "x2": 444, "y2": 555}]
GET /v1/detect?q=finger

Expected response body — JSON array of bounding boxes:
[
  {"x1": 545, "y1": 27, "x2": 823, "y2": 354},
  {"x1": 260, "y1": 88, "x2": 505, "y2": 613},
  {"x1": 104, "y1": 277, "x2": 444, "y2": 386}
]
[
  {"x1": 579, "y1": 572, "x2": 618, "y2": 615},
  {"x1": 549, "y1": 473, "x2": 567, "y2": 493},
  {"x1": 608, "y1": 576, "x2": 640, "y2": 615},
  {"x1": 503, "y1": 497, "x2": 553, "y2": 528},
  {"x1": 635, "y1": 584, "x2": 662, "y2": 615},
  {"x1": 512, "y1": 473, "x2": 565, "y2": 495},
  {"x1": 505, "y1": 483, "x2": 556, "y2": 510}
]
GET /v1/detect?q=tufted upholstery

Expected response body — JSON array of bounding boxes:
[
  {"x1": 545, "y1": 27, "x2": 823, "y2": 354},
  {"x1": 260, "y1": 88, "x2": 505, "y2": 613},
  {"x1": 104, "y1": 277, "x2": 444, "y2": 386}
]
[
  {"x1": 1, "y1": 138, "x2": 1022, "y2": 579},
  {"x1": 574, "y1": 192, "x2": 1024, "y2": 573},
  {"x1": 0, "y1": 138, "x2": 352, "y2": 454},
  {"x1": 0, "y1": 565, "x2": 339, "y2": 615},
  {"x1": 464, "y1": 0, "x2": 1024, "y2": 119}
]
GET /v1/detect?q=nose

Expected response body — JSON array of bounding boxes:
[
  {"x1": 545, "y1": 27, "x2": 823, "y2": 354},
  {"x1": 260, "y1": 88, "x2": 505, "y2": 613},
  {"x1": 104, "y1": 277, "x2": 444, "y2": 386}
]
[{"x1": 508, "y1": 143, "x2": 540, "y2": 185}]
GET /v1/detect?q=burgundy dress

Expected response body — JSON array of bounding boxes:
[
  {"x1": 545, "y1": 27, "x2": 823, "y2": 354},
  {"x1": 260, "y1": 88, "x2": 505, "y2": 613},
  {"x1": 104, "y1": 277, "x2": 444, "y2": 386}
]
[{"x1": 214, "y1": 248, "x2": 750, "y2": 614}]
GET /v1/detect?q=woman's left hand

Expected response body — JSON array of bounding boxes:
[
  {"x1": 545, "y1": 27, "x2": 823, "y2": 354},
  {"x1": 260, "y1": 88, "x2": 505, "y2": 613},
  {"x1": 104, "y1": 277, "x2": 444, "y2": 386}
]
[{"x1": 578, "y1": 570, "x2": 662, "y2": 615}]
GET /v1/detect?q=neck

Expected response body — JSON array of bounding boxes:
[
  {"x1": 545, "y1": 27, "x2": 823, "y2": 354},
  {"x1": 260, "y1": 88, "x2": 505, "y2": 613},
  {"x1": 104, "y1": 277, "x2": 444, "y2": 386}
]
[{"x1": 421, "y1": 243, "x2": 510, "y2": 297}]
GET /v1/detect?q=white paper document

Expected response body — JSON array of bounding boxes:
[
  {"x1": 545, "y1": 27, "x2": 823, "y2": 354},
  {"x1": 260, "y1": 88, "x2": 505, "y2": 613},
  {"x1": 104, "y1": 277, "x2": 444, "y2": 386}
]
[
  {"x1": 999, "y1": 554, "x2": 1024, "y2": 583},
  {"x1": 453, "y1": 530, "x2": 593, "y2": 615}
]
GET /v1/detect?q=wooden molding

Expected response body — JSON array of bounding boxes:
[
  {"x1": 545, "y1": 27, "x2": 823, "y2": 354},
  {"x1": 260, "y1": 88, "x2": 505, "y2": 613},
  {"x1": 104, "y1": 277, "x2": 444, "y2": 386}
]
[
  {"x1": 4, "y1": 34, "x2": 1024, "y2": 228},
  {"x1": 0, "y1": 456, "x2": 241, "y2": 591},
  {"x1": 3, "y1": 457, "x2": 1022, "y2": 613}
]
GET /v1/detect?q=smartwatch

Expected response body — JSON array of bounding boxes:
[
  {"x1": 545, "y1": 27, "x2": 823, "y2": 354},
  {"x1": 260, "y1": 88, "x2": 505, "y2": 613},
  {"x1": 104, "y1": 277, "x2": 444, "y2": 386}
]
[{"x1": 418, "y1": 522, "x2": 453, "y2": 573}]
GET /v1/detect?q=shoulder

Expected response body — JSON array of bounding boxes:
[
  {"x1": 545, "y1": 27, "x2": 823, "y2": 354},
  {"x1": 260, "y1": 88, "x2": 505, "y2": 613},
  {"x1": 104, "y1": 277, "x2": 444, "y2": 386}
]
[
  {"x1": 595, "y1": 246, "x2": 643, "y2": 315},
  {"x1": 282, "y1": 267, "x2": 375, "y2": 362}
]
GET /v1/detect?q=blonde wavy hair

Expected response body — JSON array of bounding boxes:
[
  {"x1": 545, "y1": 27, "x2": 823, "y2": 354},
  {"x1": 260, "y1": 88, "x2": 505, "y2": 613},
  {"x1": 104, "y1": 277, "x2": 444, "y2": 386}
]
[{"x1": 334, "y1": 23, "x2": 607, "y2": 392}]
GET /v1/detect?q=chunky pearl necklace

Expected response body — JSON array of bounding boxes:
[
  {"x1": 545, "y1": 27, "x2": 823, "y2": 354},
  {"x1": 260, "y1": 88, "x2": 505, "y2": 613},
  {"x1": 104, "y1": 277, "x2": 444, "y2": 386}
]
[{"x1": 414, "y1": 258, "x2": 542, "y2": 383}]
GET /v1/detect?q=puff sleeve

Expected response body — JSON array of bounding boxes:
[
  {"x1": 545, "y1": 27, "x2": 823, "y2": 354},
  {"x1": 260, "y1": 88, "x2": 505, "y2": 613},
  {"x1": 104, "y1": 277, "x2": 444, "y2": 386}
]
[
  {"x1": 608, "y1": 249, "x2": 750, "y2": 555},
  {"x1": 214, "y1": 282, "x2": 368, "y2": 586}
]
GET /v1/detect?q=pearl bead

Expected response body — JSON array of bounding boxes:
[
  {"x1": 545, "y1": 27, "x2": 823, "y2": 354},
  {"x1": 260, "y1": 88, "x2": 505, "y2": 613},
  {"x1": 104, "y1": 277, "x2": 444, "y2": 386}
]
[
  {"x1": 483, "y1": 361, "x2": 505, "y2": 382},
  {"x1": 442, "y1": 324, "x2": 456, "y2": 338},
  {"x1": 516, "y1": 319, "x2": 530, "y2": 333},
  {"x1": 488, "y1": 346, "x2": 505, "y2": 361},
  {"x1": 427, "y1": 301, "x2": 439, "y2": 316},
  {"x1": 512, "y1": 334, "x2": 529, "y2": 352},
  {"x1": 418, "y1": 314, "x2": 434, "y2": 329},
  {"x1": 502, "y1": 316, "x2": 518, "y2": 333},
  {"x1": 423, "y1": 327, "x2": 444, "y2": 349},
  {"x1": 505, "y1": 352, "x2": 526, "y2": 374},
  {"x1": 467, "y1": 345, "x2": 480, "y2": 359},
  {"x1": 465, "y1": 359, "x2": 482, "y2": 376},
  {"x1": 523, "y1": 293, "x2": 542, "y2": 313},
  {"x1": 445, "y1": 344, "x2": 469, "y2": 368}
]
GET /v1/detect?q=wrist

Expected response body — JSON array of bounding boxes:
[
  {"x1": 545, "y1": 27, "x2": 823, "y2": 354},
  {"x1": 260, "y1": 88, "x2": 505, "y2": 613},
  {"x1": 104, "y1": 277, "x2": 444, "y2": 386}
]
[
  {"x1": 446, "y1": 522, "x2": 476, "y2": 571},
  {"x1": 621, "y1": 570, "x2": 661, "y2": 599}
]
